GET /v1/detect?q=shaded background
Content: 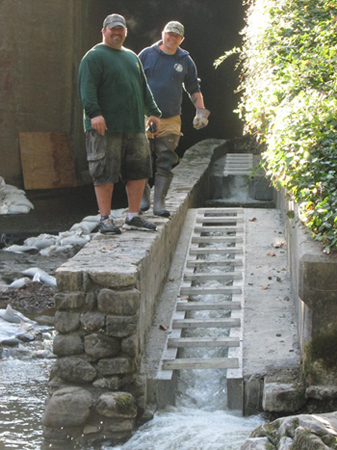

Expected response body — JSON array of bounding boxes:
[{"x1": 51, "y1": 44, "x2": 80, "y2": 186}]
[
  {"x1": 0, "y1": 0, "x2": 245, "y2": 188},
  {"x1": 83, "y1": 0, "x2": 246, "y2": 158}
]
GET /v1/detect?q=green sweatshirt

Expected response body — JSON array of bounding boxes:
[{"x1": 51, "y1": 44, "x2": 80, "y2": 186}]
[{"x1": 78, "y1": 44, "x2": 161, "y2": 133}]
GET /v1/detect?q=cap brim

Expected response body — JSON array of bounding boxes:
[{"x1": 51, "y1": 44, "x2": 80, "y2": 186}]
[
  {"x1": 163, "y1": 28, "x2": 184, "y2": 37},
  {"x1": 107, "y1": 22, "x2": 126, "y2": 29}
]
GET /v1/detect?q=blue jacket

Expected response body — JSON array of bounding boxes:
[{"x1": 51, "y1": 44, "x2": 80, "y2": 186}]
[{"x1": 138, "y1": 41, "x2": 201, "y2": 118}]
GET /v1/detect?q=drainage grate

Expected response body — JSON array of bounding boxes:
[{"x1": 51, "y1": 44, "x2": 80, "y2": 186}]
[
  {"x1": 223, "y1": 153, "x2": 254, "y2": 176},
  {"x1": 157, "y1": 208, "x2": 244, "y2": 403}
]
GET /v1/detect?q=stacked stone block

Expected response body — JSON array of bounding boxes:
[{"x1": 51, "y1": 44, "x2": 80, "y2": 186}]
[{"x1": 43, "y1": 282, "x2": 142, "y2": 446}]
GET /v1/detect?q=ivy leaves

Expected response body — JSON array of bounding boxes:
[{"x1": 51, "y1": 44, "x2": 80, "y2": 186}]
[{"x1": 219, "y1": 0, "x2": 337, "y2": 252}]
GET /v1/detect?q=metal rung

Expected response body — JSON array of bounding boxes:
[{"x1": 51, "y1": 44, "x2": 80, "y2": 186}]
[
  {"x1": 162, "y1": 357, "x2": 239, "y2": 370},
  {"x1": 176, "y1": 301, "x2": 241, "y2": 311},
  {"x1": 194, "y1": 226, "x2": 244, "y2": 233},
  {"x1": 192, "y1": 236, "x2": 243, "y2": 243},
  {"x1": 189, "y1": 247, "x2": 243, "y2": 255},
  {"x1": 183, "y1": 273, "x2": 242, "y2": 282},
  {"x1": 180, "y1": 286, "x2": 242, "y2": 295},
  {"x1": 168, "y1": 337, "x2": 240, "y2": 348},
  {"x1": 224, "y1": 170, "x2": 252, "y2": 175},
  {"x1": 186, "y1": 259, "x2": 243, "y2": 267},
  {"x1": 197, "y1": 207, "x2": 244, "y2": 214},
  {"x1": 225, "y1": 165, "x2": 252, "y2": 169},
  {"x1": 196, "y1": 217, "x2": 243, "y2": 224},
  {"x1": 172, "y1": 318, "x2": 240, "y2": 328}
]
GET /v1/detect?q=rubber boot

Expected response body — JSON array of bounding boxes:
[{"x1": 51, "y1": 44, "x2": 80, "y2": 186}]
[
  {"x1": 140, "y1": 182, "x2": 151, "y2": 212},
  {"x1": 153, "y1": 175, "x2": 172, "y2": 217}
]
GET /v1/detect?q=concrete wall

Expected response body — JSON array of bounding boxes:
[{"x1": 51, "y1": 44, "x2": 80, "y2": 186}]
[
  {"x1": 276, "y1": 191, "x2": 337, "y2": 386},
  {"x1": 0, "y1": 0, "x2": 86, "y2": 187}
]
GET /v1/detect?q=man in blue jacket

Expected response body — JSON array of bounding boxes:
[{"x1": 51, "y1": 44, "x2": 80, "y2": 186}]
[{"x1": 139, "y1": 21, "x2": 210, "y2": 217}]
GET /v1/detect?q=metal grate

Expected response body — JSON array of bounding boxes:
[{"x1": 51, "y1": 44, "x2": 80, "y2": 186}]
[{"x1": 223, "y1": 153, "x2": 254, "y2": 176}]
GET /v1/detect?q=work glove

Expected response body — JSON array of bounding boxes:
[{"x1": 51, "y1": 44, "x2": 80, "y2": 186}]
[{"x1": 193, "y1": 108, "x2": 210, "y2": 130}]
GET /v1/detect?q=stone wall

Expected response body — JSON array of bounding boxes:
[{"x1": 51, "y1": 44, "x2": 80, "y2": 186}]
[{"x1": 42, "y1": 139, "x2": 224, "y2": 446}]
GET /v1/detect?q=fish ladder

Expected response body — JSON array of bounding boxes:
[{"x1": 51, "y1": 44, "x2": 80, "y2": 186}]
[{"x1": 156, "y1": 208, "x2": 245, "y2": 410}]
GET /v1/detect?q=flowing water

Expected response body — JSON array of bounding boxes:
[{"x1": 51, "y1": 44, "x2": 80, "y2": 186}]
[
  {"x1": 108, "y1": 236, "x2": 264, "y2": 450},
  {"x1": 0, "y1": 337, "x2": 55, "y2": 450},
  {"x1": 0, "y1": 329, "x2": 263, "y2": 450},
  {"x1": 0, "y1": 227, "x2": 264, "y2": 449}
]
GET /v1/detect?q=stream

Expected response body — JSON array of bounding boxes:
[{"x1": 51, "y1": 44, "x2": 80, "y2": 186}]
[
  {"x1": 0, "y1": 223, "x2": 264, "y2": 449},
  {"x1": 0, "y1": 341, "x2": 263, "y2": 450}
]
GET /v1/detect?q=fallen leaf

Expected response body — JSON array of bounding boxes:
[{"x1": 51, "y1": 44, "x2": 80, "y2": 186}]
[{"x1": 276, "y1": 277, "x2": 282, "y2": 282}]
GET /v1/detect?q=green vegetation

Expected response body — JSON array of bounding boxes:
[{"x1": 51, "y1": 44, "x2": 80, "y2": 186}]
[{"x1": 216, "y1": 0, "x2": 337, "y2": 253}]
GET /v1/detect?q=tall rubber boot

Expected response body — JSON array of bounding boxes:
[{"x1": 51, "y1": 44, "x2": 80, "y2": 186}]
[
  {"x1": 153, "y1": 175, "x2": 172, "y2": 217},
  {"x1": 140, "y1": 182, "x2": 151, "y2": 212}
]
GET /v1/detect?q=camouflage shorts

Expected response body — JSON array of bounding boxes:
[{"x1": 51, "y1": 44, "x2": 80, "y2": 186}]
[{"x1": 86, "y1": 131, "x2": 152, "y2": 185}]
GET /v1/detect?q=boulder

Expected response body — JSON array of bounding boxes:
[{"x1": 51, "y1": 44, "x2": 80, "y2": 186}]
[{"x1": 43, "y1": 386, "x2": 92, "y2": 428}]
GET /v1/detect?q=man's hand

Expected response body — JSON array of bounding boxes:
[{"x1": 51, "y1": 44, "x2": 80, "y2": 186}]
[
  {"x1": 91, "y1": 115, "x2": 107, "y2": 135},
  {"x1": 146, "y1": 116, "x2": 161, "y2": 136},
  {"x1": 193, "y1": 108, "x2": 210, "y2": 130}
]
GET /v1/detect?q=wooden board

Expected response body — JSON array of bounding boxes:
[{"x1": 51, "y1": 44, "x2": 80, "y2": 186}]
[{"x1": 19, "y1": 132, "x2": 77, "y2": 189}]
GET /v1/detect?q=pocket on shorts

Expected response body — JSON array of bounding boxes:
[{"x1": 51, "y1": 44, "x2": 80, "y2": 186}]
[
  {"x1": 86, "y1": 131, "x2": 106, "y2": 161},
  {"x1": 86, "y1": 131, "x2": 106, "y2": 180}
]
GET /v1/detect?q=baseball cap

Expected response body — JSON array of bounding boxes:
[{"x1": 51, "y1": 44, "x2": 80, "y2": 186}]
[
  {"x1": 103, "y1": 13, "x2": 126, "y2": 29},
  {"x1": 163, "y1": 21, "x2": 184, "y2": 37}
]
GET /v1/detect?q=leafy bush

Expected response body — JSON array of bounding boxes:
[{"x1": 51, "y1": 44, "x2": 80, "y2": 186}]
[{"x1": 217, "y1": 0, "x2": 337, "y2": 253}]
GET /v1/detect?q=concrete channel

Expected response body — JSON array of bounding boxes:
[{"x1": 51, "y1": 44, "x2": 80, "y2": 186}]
[{"x1": 42, "y1": 137, "x2": 333, "y2": 446}]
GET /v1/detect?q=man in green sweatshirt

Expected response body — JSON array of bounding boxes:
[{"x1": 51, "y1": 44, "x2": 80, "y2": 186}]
[{"x1": 78, "y1": 13, "x2": 161, "y2": 233}]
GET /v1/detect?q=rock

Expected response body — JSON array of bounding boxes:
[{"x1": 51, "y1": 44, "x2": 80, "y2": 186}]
[
  {"x1": 0, "y1": 337, "x2": 20, "y2": 347},
  {"x1": 54, "y1": 311, "x2": 80, "y2": 333},
  {"x1": 97, "y1": 289, "x2": 140, "y2": 315},
  {"x1": 84, "y1": 333, "x2": 120, "y2": 359},
  {"x1": 262, "y1": 382, "x2": 305, "y2": 412},
  {"x1": 243, "y1": 412, "x2": 337, "y2": 450},
  {"x1": 42, "y1": 386, "x2": 92, "y2": 428},
  {"x1": 241, "y1": 437, "x2": 274, "y2": 449},
  {"x1": 96, "y1": 357, "x2": 133, "y2": 376},
  {"x1": 80, "y1": 311, "x2": 105, "y2": 332},
  {"x1": 292, "y1": 426, "x2": 331, "y2": 449},
  {"x1": 53, "y1": 334, "x2": 84, "y2": 356},
  {"x1": 96, "y1": 392, "x2": 137, "y2": 419},
  {"x1": 278, "y1": 437, "x2": 293, "y2": 449},
  {"x1": 52, "y1": 356, "x2": 97, "y2": 383}
]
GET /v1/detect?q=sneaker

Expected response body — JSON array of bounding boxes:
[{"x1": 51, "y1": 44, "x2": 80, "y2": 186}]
[
  {"x1": 123, "y1": 216, "x2": 157, "y2": 231},
  {"x1": 97, "y1": 218, "x2": 121, "y2": 234}
]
